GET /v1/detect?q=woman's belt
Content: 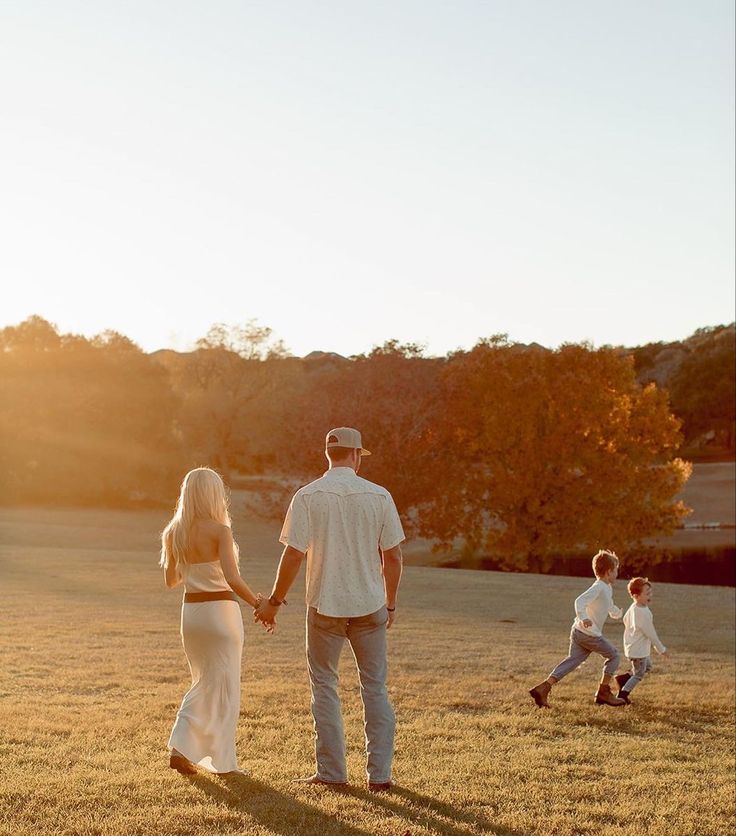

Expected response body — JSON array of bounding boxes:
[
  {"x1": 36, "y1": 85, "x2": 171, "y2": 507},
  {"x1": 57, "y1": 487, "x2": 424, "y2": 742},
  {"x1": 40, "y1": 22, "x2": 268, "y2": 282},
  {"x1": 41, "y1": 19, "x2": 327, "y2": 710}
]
[{"x1": 184, "y1": 591, "x2": 238, "y2": 603}]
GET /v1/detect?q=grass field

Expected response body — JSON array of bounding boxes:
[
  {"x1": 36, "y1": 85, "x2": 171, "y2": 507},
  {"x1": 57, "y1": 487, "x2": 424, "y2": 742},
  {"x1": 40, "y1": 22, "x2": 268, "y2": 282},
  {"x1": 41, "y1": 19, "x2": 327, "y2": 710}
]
[{"x1": 0, "y1": 506, "x2": 734, "y2": 836}]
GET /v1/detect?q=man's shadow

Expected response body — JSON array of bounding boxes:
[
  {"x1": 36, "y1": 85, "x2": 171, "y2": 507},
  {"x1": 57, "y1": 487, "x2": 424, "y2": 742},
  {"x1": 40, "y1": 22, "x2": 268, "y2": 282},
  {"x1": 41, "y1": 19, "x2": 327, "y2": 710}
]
[
  {"x1": 190, "y1": 772, "x2": 524, "y2": 836},
  {"x1": 346, "y1": 784, "x2": 524, "y2": 836}
]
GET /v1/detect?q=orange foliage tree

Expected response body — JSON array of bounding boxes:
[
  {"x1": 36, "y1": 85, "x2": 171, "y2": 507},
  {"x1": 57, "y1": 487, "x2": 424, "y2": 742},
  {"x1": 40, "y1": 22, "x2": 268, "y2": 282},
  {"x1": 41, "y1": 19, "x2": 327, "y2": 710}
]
[{"x1": 420, "y1": 338, "x2": 691, "y2": 569}]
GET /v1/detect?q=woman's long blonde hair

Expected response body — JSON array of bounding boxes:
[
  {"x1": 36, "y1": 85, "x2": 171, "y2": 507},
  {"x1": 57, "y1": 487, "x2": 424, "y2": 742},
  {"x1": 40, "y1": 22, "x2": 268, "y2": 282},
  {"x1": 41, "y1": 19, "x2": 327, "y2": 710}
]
[{"x1": 159, "y1": 467, "x2": 238, "y2": 569}]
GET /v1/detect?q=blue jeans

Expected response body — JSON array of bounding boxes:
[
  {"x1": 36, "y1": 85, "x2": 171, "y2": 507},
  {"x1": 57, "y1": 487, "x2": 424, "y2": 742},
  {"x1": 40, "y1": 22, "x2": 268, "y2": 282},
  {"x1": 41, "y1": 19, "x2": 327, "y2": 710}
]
[
  {"x1": 621, "y1": 656, "x2": 652, "y2": 693},
  {"x1": 306, "y1": 606, "x2": 395, "y2": 784},
  {"x1": 549, "y1": 628, "x2": 620, "y2": 681}
]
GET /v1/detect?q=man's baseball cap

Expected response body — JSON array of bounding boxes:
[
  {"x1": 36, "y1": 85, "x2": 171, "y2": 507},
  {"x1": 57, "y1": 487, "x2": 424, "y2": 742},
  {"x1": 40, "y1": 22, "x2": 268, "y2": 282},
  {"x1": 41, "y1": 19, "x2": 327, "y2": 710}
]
[{"x1": 325, "y1": 427, "x2": 371, "y2": 456}]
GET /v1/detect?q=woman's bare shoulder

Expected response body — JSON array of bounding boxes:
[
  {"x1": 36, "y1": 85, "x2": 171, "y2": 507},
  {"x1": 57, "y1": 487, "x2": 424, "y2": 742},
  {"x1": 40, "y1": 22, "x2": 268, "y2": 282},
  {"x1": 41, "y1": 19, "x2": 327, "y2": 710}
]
[{"x1": 195, "y1": 519, "x2": 232, "y2": 539}]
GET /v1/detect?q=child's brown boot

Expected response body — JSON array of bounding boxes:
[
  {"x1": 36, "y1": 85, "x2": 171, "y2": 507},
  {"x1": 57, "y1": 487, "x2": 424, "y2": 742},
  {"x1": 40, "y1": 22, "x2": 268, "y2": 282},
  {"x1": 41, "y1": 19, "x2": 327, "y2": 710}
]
[
  {"x1": 614, "y1": 673, "x2": 633, "y2": 703},
  {"x1": 615, "y1": 672, "x2": 632, "y2": 690},
  {"x1": 594, "y1": 683, "x2": 626, "y2": 706},
  {"x1": 529, "y1": 680, "x2": 552, "y2": 708}
]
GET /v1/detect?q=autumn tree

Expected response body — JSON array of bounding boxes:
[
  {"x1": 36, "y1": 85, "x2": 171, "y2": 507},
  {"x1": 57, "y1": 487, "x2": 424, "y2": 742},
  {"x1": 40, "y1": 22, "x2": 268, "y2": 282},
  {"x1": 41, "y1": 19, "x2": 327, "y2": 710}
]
[
  {"x1": 0, "y1": 317, "x2": 180, "y2": 505},
  {"x1": 162, "y1": 321, "x2": 290, "y2": 477},
  {"x1": 420, "y1": 339, "x2": 691, "y2": 570},
  {"x1": 263, "y1": 341, "x2": 443, "y2": 522}
]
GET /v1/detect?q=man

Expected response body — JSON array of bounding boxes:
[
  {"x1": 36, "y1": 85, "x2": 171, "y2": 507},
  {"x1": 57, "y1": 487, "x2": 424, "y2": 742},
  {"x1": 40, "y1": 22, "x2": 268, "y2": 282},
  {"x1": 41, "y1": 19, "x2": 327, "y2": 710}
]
[{"x1": 255, "y1": 427, "x2": 404, "y2": 792}]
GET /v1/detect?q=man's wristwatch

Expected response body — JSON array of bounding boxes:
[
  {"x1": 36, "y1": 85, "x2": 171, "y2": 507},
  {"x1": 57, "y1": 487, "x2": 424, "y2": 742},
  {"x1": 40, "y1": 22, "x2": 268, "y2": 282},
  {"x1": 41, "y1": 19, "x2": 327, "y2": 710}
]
[{"x1": 268, "y1": 595, "x2": 287, "y2": 607}]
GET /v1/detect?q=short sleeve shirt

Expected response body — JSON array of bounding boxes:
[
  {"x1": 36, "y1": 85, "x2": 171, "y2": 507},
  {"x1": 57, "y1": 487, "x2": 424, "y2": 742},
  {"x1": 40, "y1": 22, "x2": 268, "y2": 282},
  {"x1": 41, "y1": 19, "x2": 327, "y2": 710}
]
[{"x1": 279, "y1": 467, "x2": 405, "y2": 617}]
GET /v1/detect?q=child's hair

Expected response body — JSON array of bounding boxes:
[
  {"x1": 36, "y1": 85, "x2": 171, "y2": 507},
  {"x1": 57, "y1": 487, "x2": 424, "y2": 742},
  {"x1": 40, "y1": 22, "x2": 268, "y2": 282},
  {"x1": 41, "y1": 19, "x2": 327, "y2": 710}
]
[
  {"x1": 159, "y1": 467, "x2": 237, "y2": 569},
  {"x1": 592, "y1": 549, "x2": 619, "y2": 578},
  {"x1": 628, "y1": 576, "x2": 651, "y2": 597}
]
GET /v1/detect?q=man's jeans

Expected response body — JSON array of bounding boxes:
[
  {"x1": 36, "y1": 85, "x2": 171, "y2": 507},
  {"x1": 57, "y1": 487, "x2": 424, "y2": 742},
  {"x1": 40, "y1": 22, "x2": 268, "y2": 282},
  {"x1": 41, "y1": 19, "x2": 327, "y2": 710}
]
[
  {"x1": 549, "y1": 627, "x2": 620, "y2": 681},
  {"x1": 621, "y1": 656, "x2": 652, "y2": 693},
  {"x1": 306, "y1": 605, "x2": 395, "y2": 784}
]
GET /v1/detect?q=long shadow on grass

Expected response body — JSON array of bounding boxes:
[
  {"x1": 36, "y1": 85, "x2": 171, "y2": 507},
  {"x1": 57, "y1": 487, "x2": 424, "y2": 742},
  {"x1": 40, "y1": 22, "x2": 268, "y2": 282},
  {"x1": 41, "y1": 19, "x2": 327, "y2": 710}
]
[
  {"x1": 346, "y1": 784, "x2": 524, "y2": 836},
  {"x1": 567, "y1": 702, "x2": 733, "y2": 737},
  {"x1": 187, "y1": 773, "x2": 372, "y2": 836}
]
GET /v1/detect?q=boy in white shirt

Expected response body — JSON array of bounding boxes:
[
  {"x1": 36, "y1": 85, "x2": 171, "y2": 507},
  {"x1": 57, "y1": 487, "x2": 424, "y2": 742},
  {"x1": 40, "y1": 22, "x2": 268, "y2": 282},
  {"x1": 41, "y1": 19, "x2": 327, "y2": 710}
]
[
  {"x1": 615, "y1": 577, "x2": 668, "y2": 704},
  {"x1": 529, "y1": 550, "x2": 626, "y2": 708}
]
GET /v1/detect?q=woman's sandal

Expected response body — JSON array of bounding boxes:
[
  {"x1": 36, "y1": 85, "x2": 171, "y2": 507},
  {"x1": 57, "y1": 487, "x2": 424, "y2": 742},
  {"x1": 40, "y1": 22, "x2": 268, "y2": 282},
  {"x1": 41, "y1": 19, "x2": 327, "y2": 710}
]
[{"x1": 169, "y1": 753, "x2": 197, "y2": 775}]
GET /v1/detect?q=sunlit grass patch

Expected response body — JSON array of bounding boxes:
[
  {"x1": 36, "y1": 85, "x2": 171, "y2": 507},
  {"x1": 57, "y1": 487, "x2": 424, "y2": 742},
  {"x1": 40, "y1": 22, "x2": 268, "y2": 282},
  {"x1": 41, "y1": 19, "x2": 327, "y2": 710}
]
[{"x1": 0, "y1": 507, "x2": 733, "y2": 835}]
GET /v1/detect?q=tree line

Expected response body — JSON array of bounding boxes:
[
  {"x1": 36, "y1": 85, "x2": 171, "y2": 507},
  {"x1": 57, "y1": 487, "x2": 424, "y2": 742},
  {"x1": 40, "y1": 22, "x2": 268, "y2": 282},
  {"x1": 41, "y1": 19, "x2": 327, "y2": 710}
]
[{"x1": 2, "y1": 315, "x2": 733, "y2": 568}]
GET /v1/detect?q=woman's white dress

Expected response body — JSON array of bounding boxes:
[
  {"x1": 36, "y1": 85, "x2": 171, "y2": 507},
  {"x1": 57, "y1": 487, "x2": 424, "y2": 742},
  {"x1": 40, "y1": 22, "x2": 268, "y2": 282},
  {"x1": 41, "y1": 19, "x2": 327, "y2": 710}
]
[{"x1": 167, "y1": 561, "x2": 244, "y2": 773}]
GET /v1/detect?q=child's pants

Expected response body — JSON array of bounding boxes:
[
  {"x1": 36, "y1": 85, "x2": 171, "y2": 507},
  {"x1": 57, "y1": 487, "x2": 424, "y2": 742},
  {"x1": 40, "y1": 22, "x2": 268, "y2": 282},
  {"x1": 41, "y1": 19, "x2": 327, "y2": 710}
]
[
  {"x1": 549, "y1": 628, "x2": 620, "y2": 681},
  {"x1": 621, "y1": 656, "x2": 652, "y2": 693}
]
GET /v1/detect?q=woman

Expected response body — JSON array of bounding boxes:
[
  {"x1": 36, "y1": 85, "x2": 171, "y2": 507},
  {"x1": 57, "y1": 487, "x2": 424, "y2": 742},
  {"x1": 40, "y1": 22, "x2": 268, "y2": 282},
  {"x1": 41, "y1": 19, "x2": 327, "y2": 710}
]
[{"x1": 160, "y1": 467, "x2": 261, "y2": 775}]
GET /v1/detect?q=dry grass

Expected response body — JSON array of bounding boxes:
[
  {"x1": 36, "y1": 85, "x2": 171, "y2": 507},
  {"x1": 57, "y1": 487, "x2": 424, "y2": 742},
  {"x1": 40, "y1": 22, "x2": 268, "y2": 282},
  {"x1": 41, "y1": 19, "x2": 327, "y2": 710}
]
[{"x1": 0, "y1": 506, "x2": 734, "y2": 836}]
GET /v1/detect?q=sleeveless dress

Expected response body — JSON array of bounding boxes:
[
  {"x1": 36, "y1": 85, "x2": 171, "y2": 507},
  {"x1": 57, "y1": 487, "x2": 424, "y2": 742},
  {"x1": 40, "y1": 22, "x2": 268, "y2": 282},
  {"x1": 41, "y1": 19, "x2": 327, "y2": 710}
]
[{"x1": 167, "y1": 561, "x2": 244, "y2": 773}]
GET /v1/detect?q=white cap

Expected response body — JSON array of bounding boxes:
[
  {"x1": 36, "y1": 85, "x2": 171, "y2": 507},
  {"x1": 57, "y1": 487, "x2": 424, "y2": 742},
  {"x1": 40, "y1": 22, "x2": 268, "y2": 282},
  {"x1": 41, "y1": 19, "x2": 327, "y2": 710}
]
[{"x1": 325, "y1": 427, "x2": 371, "y2": 456}]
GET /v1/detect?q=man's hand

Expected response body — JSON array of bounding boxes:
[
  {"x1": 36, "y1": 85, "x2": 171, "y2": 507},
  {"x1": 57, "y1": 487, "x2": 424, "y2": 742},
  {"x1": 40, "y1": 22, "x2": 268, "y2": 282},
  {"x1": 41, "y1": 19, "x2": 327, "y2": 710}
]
[
  {"x1": 582, "y1": 618, "x2": 593, "y2": 628},
  {"x1": 254, "y1": 599, "x2": 278, "y2": 633},
  {"x1": 386, "y1": 607, "x2": 396, "y2": 629}
]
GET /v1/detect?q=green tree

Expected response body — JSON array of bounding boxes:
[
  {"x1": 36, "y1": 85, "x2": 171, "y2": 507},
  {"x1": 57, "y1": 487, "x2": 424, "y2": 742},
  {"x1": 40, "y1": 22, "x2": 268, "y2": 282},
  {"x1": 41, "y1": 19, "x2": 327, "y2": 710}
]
[{"x1": 670, "y1": 324, "x2": 735, "y2": 449}]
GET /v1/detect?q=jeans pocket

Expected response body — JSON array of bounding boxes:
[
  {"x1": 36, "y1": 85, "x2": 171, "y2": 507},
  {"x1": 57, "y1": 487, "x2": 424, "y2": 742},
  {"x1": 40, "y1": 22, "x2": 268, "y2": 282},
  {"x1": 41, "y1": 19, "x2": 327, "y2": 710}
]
[
  {"x1": 310, "y1": 608, "x2": 347, "y2": 637},
  {"x1": 370, "y1": 606, "x2": 388, "y2": 627}
]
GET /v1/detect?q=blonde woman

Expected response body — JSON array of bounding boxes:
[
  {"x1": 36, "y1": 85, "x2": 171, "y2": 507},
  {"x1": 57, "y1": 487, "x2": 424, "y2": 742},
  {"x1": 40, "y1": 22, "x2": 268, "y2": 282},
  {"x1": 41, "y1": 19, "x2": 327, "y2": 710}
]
[{"x1": 161, "y1": 467, "x2": 261, "y2": 775}]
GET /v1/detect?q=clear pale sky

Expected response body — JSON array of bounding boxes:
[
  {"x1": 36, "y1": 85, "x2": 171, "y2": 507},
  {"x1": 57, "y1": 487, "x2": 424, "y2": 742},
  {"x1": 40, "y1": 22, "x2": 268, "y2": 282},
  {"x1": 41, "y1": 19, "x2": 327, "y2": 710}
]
[{"x1": 1, "y1": 1, "x2": 734, "y2": 357}]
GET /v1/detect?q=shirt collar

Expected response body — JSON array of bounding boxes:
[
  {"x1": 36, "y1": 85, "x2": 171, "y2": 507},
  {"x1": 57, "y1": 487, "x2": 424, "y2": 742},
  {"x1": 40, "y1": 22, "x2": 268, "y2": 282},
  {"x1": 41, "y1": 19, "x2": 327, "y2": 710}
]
[{"x1": 323, "y1": 466, "x2": 357, "y2": 476}]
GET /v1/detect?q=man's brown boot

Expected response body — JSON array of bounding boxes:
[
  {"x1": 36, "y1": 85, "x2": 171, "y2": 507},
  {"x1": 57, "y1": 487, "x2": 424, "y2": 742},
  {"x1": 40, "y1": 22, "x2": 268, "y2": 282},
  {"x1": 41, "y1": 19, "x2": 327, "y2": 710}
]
[
  {"x1": 529, "y1": 680, "x2": 552, "y2": 708},
  {"x1": 594, "y1": 683, "x2": 626, "y2": 706}
]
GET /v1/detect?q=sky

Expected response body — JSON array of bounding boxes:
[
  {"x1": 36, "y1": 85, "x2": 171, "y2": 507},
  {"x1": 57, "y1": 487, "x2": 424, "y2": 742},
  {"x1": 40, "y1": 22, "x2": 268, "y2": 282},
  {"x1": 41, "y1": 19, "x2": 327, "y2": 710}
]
[{"x1": 1, "y1": 1, "x2": 734, "y2": 357}]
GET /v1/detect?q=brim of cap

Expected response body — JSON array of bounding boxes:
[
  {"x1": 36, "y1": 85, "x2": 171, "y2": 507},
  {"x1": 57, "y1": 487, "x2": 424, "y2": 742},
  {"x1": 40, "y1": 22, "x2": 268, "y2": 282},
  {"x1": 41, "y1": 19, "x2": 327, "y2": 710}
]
[{"x1": 325, "y1": 444, "x2": 372, "y2": 456}]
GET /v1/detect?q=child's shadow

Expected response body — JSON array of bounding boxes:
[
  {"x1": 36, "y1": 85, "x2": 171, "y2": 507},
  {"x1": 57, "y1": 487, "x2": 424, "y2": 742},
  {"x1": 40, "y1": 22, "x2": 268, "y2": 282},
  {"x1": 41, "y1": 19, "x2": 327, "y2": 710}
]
[
  {"x1": 187, "y1": 773, "x2": 371, "y2": 836},
  {"x1": 573, "y1": 700, "x2": 730, "y2": 737}
]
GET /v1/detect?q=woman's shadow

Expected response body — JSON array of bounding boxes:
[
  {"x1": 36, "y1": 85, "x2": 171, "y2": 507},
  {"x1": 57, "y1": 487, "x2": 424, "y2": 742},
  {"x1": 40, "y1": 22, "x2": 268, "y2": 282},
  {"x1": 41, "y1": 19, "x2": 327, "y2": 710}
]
[
  {"x1": 187, "y1": 773, "x2": 371, "y2": 836},
  {"x1": 189, "y1": 773, "x2": 523, "y2": 836}
]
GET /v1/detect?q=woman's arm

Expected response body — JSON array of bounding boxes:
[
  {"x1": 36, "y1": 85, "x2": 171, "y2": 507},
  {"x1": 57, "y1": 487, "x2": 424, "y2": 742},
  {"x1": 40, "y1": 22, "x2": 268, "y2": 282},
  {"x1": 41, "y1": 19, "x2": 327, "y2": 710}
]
[
  {"x1": 164, "y1": 560, "x2": 181, "y2": 588},
  {"x1": 163, "y1": 532, "x2": 182, "y2": 588},
  {"x1": 218, "y1": 525, "x2": 260, "y2": 608}
]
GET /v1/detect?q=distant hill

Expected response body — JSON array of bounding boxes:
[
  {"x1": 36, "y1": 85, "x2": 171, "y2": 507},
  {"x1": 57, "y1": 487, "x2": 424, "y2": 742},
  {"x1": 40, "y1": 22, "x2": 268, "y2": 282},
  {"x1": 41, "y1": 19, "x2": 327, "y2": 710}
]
[{"x1": 630, "y1": 324, "x2": 735, "y2": 457}]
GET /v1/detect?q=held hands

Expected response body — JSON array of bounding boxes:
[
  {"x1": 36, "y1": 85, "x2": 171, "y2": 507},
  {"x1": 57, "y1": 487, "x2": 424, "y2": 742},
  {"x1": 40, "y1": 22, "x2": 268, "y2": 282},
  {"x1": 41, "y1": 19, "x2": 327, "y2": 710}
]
[{"x1": 253, "y1": 596, "x2": 278, "y2": 633}]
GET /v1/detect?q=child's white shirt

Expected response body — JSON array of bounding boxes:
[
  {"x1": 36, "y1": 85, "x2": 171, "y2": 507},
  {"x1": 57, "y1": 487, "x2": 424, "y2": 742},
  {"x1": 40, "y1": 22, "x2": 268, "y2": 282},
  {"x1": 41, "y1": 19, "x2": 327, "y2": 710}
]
[
  {"x1": 573, "y1": 579, "x2": 622, "y2": 637},
  {"x1": 623, "y1": 603, "x2": 666, "y2": 658}
]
